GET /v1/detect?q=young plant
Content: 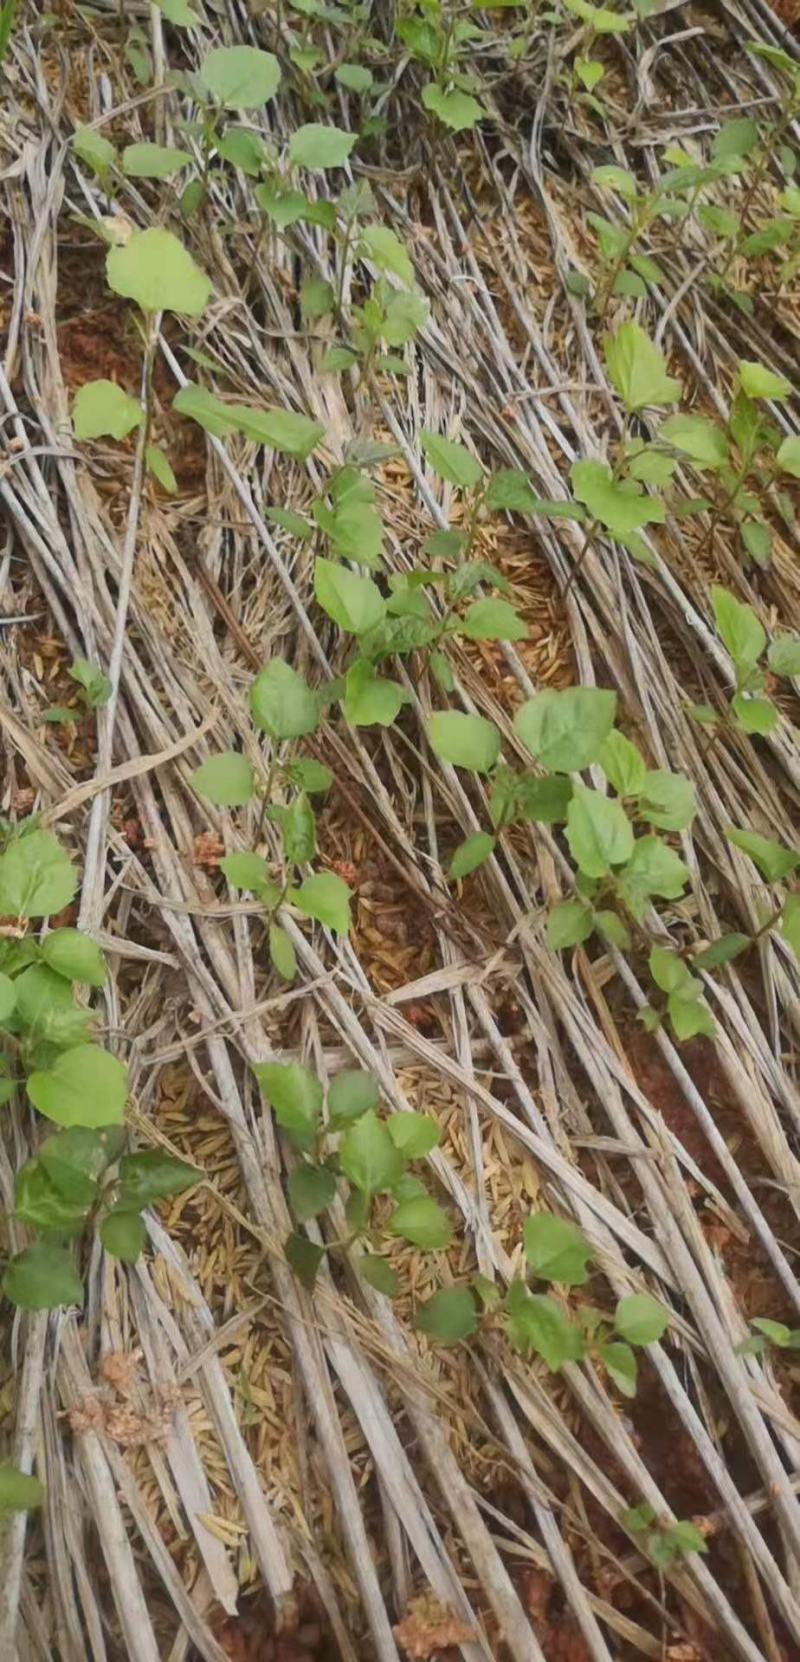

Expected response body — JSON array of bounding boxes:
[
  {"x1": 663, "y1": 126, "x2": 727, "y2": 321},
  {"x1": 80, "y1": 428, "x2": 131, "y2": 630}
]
[
  {"x1": 43, "y1": 658, "x2": 113, "y2": 725},
  {"x1": 191, "y1": 660, "x2": 351, "y2": 979},
  {"x1": 737, "y1": 1316, "x2": 800, "y2": 1356},
  {"x1": 414, "y1": 1209, "x2": 669, "y2": 1399},
  {"x1": 0, "y1": 823, "x2": 197, "y2": 1306},
  {"x1": 256, "y1": 1059, "x2": 448, "y2": 1292},
  {"x1": 700, "y1": 585, "x2": 800, "y2": 737},
  {"x1": 621, "y1": 1503, "x2": 708, "y2": 1568},
  {"x1": 396, "y1": 0, "x2": 485, "y2": 133}
]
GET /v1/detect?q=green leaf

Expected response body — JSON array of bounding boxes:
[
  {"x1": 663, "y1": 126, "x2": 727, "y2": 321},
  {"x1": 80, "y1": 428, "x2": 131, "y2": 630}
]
[
  {"x1": 288, "y1": 759, "x2": 333, "y2": 795},
  {"x1": 216, "y1": 127, "x2": 267, "y2": 175},
  {"x1": 284, "y1": 1231, "x2": 325, "y2": 1290},
  {"x1": 427, "y1": 711, "x2": 500, "y2": 774},
  {"x1": 28, "y1": 1045, "x2": 128, "y2": 1129},
  {"x1": 780, "y1": 894, "x2": 800, "y2": 957},
  {"x1": 269, "y1": 923, "x2": 297, "y2": 982},
  {"x1": 420, "y1": 430, "x2": 483, "y2": 489},
  {"x1": 381, "y1": 290, "x2": 429, "y2": 347},
  {"x1": 255, "y1": 1061, "x2": 322, "y2": 1152},
  {"x1": 575, "y1": 58, "x2": 604, "y2": 90},
  {"x1": 191, "y1": 751, "x2": 254, "y2": 807},
  {"x1": 387, "y1": 1112, "x2": 440, "y2": 1158},
  {"x1": 220, "y1": 853, "x2": 271, "y2": 892},
  {"x1": 693, "y1": 933, "x2": 750, "y2": 970},
  {"x1": 3, "y1": 1240, "x2": 83, "y2": 1309},
  {"x1": 597, "y1": 1339, "x2": 637, "y2": 1396},
  {"x1": 288, "y1": 1163, "x2": 336, "y2": 1221},
  {"x1": 667, "y1": 989, "x2": 715, "y2": 1039},
  {"x1": 118, "y1": 1150, "x2": 199, "y2": 1206},
  {"x1": 156, "y1": 0, "x2": 200, "y2": 22},
  {"x1": 343, "y1": 661, "x2": 407, "y2": 727},
  {"x1": 388, "y1": 1193, "x2": 452, "y2": 1248},
  {"x1": 288, "y1": 124, "x2": 356, "y2": 169},
  {"x1": 340, "y1": 1110, "x2": 403, "y2": 1193},
  {"x1": 638, "y1": 770, "x2": 696, "y2": 831},
  {"x1": 328, "y1": 1069, "x2": 379, "y2": 1126},
  {"x1": 122, "y1": 143, "x2": 191, "y2": 178},
  {"x1": 358, "y1": 1254, "x2": 399, "y2": 1296},
  {"x1": 505, "y1": 1284, "x2": 583, "y2": 1369},
  {"x1": 40, "y1": 928, "x2": 105, "y2": 988},
  {"x1": 599, "y1": 731, "x2": 646, "y2": 795},
  {"x1": 621, "y1": 1501, "x2": 657, "y2": 1534},
  {"x1": 336, "y1": 62, "x2": 373, "y2": 91},
  {"x1": 514, "y1": 687, "x2": 617, "y2": 774},
  {"x1": 430, "y1": 650, "x2": 455, "y2": 693},
  {"x1": 738, "y1": 360, "x2": 792, "y2": 400},
  {"x1": 266, "y1": 507, "x2": 315, "y2": 540},
  {"x1": 358, "y1": 224, "x2": 414, "y2": 285},
  {"x1": 146, "y1": 444, "x2": 177, "y2": 493},
  {"x1": 15, "y1": 965, "x2": 90, "y2": 1049},
  {"x1": 665, "y1": 1521, "x2": 708, "y2": 1558},
  {"x1": 566, "y1": 785, "x2": 634, "y2": 878},
  {"x1": 570, "y1": 460, "x2": 665, "y2": 537},
  {"x1": 0, "y1": 1466, "x2": 45, "y2": 1513},
  {"x1": 732, "y1": 693, "x2": 777, "y2": 734},
  {"x1": 485, "y1": 469, "x2": 538, "y2": 512},
  {"x1": 712, "y1": 117, "x2": 758, "y2": 161},
  {"x1": 300, "y1": 277, "x2": 334, "y2": 320},
  {"x1": 490, "y1": 772, "x2": 572, "y2": 827},
  {"x1": 74, "y1": 126, "x2": 116, "y2": 174},
  {"x1": 615, "y1": 1291, "x2": 669, "y2": 1345},
  {"x1": 250, "y1": 660, "x2": 319, "y2": 739},
  {"x1": 0, "y1": 971, "x2": 16, "y2": 1022},
  {"x1": 460, "y1": 599, "x2": 527, "y2": 641},
  {"x1": 69, "y1": 658, "x2": 111, "y2": 707},
  {"x1": 768, "y1": 636, "x2": 800, "y2": 676},
  {"x1": 106, "y1": 228, "x2": 211, "y2": 317},
  {"x1": 592, "y1": 163, "x2": 637, "y2": 198},
  {"x1": 649, "y1": 945, "x2": 694, "y2": 995},
  {"x1": 564, "y1": 0, "x2": 631, "y2": 28},
  {"x1": 605, "y1": 322, "x2": 680, "y2": 411},
  {"x1": 618, "y1": 838, "x2": 690, "y2": 916},
  {"x1": 523, "y1": 1212, "x2": 591, "y2": 1285},
  {"x1": 547, "y1": 899, "x2": 594, "y2": 950},
  {"x1": 421, "y1": 84, "x2": 484, "y2": 131},
  {"x1": 627, "y1": 446, "x2": 675, "y2": 486},
  {"x1": 15, "y1": 1159, "x2": 91, "y2": 1232},
  {"x1": 294, "y1": 871, "x2": 352, "y2": 935},
  {"x1": 447, "y1": 561, "x2": 510, "y2": 601},
  {"x1": 449, "y1": 832, "x2": 495, "y2": 879},
  {"x1": 314, "y1": 559, "x2": 384, "y2": 635},
  {"x1": 256, "y1": 186, "x2": 313, "y2": 227},
  {"x1": 173, "y1": 382, "x2": 240, "y2": 438},
  {"x1": 777, "y1": 436, "x2": 800, "y2": 478},
  {"x1": 39, "y1": 1127, "x2": 110, "y2": 1204},
  {"x1": 595, "y1": 909, "x2": 631, "y2": 949},
  {"x1": 740, "y1": 520, "x2": 772, "y2": 567},
  {"x1": 726, "y1": 827, "x2": 799, "y2": 883},
  {"x1": 711, "y1": 586, "x2": 765, "y2": 674},
  {"x1": 0, "y1": 829, "x2": 77, "y2": 918},
  {"x1": 415, "y1": 1287, "x2": 477, "y2": 1343},
  {"x1": 231, "y1": 404, "x2": 324, "y2": 458},
  {"x1": 100, "y1": 1206, "x2": 146, "y2": 1262},
  {"x1": 751, "y1": 1317, "x2": 793, "y2": 1347},
  {"x1": 271, "y1": 793, "x2": 316, "y2": 864},
  {"x1": 200, "y1": 45, "x2": 281, "y2": 108},
  {"x1": 73, "y1": 379, "x2": 141, "y2": 441}
]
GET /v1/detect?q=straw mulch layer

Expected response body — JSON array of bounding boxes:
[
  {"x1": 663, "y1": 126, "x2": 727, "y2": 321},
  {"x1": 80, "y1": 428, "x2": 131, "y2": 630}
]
[{"x1": 2, "y1": 1, "x2": 800, "y2": 1659}]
